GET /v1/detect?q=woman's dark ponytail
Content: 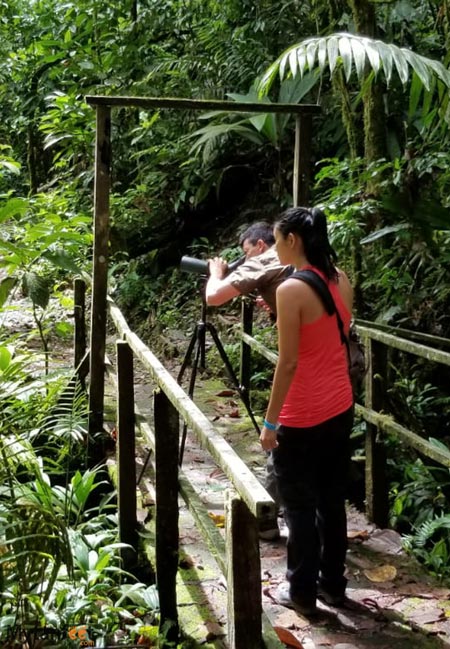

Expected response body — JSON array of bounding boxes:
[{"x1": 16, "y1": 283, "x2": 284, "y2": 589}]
[{"x1": 276, "y1": 206, "x2": 338, "y2": 280}]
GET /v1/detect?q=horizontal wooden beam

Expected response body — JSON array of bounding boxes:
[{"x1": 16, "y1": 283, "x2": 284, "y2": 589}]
[
  {"x1": 240, "y1": 332, "x2": 278, "y2": 365},
  {"x1": 85, "y1": 95, "x2": 321, "y2": 115},
  {"x1": 356, "y1": 325, "x2": 450, "y2": 366},
  {"x1": 356, "y1": 319, "x2": 450, "y2": 351},
  {"x1": 356, "y1": 404, "x2": 450, "y2": 468}
]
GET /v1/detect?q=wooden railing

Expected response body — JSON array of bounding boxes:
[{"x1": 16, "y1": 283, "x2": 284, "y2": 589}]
[
  {"x1": 238, "y1": 300, "x2": 450, "y2": 528},
  {"x1": 94, "y1": 298, "x2": 284, "y2": 649}
]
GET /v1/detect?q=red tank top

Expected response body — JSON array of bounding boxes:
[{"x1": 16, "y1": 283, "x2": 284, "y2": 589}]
[{"x1": 278, "y1": 267, "x2": 353, "y2": 428}]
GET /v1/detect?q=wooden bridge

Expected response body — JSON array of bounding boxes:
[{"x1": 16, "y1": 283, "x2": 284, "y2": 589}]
[
  {"x1": 73, "y1": 278, "x2": 450, "y2": 649},
  {"x1": 74, "y1": 94, "x2": 450, "y2": 648}
]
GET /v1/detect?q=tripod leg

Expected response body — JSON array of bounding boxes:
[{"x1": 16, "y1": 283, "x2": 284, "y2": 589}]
[
  {"x1": 177, "y1": 325, "x2": 199, "y2": 384},
  {"x1": 179, "y1": 331, "x2": 203, "y2": 466},
  {"x1": 206, "y1": 322, "x2": 261, "y2": 436}
]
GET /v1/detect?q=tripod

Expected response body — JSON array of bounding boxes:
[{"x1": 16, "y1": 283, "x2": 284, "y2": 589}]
[{"x1": 177, "y1": 284, "x2": 261, "y2": 466}]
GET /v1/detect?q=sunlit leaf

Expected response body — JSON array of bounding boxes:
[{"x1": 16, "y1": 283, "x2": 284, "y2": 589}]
[
  {"x1": 289, "y1": 48, "x2": 298, "y2": 78},
  {"x1": 306, "y1": 41, "x2": 317, "y2": 72},
  {"x1": 365, "y1": 41, "x2": 381, "y2": 75},
  {"x1": 392, "y1": 47, "x2": 409, "y2": 85},
  {"x1": 364, "y1": 564, "x2": 397, "y2": 582},
  {"x1": 0, "y1": 346, "x2": 12, "y2": 371},
  {"x1": 0, "y1": 159, "x2": 21, "y2": 175},
  {"x1": 338, "y1": 35, "x2": 353, "y2": 81},
  {"x1": 403, "y1": 50, "x2": 431, "y2": 91},
  {"x1": 350, "y1": 37, "x2": 366, "y2": 81},
  {"x1": 317, "y1": 38, "x2": 328, "y2": 73},
  {"x1": 0, "y1": 198, "x2": 28, "y2": 222},
  {"x1": 327, "y1": 36, "x2": 339, "y2": 76},
  {"x1": 297, "y1": 48, "x2": 306, "y2": 78},
  {"x1": 377, "y1": 41, "x2": 394, "y2": 86}
]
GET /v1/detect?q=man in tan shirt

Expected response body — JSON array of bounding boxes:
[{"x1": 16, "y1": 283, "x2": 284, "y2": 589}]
[
  {"x1": 206, "y1": 221, "x2": 291, "y2": 539},
  {"x1": 206, "y1": 222, "x2": 288, "y2": 313}
]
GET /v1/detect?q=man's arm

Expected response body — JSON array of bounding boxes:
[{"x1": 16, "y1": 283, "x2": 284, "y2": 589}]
[{"x1": 205, "y1": 257, "x2": 241, "y2": 305}]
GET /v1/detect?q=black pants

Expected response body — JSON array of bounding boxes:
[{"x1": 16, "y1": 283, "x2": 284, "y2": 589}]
[{"x1": 272, "y1": 407, "x2": 353, "y2": 603}]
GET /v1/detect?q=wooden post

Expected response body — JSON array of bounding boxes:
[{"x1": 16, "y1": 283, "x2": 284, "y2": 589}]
[
  {"x1": 239, "y1": 298, "x2": 253, "y2": 398},
  {"x1": 74, "y1": 277, "x2": 86, "y2": 372},
  {"x1": 88, "y1": 104, "x2": 111, "y2": 437},
  {"x1": 225, "y1": 490, "x2": 262, "y2": 649},
  {"x1": 116, "y1": 340, "x2": 138, "y2": 568},
  {"x1": 292, "y1": 114, "x2": 313, "y2": 207},
  {"x1": 365, "y1": 338, "x2": 389, "y2": 527},
  {"x1": 154, "y1": 389, "x2": 179, "y2": 643}
]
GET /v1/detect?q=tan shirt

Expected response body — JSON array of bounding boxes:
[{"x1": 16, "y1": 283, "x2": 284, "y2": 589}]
[{"x1": 227, "y1": 247, "x2": 289, "y2": 315}]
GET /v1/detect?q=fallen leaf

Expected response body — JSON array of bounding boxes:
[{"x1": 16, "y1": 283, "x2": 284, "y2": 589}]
[
  {"x1": 216, "y1": 389, "x2": 235, "y2": 397},
  {"x1": 348, "y1": 529, "x2": 370, "y2": 541},
  {"x1": 208, "y1": 512, "x2": 225, "y2": 527},
  {"x1": 228, "y1": 408, "x2": 240, "y2": 418},
  {"x1": 209, "y1": 467, "x2": 226, "y2": 480},
  {"x1": 273, "y1": 626, "x2": 304, "y2": 648},
  {"x1": 364, "y1": 564, "x2": 397, "y2": 582}
]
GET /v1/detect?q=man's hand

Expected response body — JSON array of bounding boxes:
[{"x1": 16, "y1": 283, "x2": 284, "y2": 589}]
[
  {"x1": 255, "y1": 296, "x2": 272, "y2": 314},
  {"x1": 208, "y1": 256, "x2": 228, "y2": 279}
]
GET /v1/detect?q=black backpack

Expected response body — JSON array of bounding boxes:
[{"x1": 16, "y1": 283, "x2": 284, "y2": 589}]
[{"x1": 291, "y1": 269, "x2": 366, "y2": 394}]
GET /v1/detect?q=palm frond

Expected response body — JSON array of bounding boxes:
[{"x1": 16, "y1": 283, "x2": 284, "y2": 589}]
[{"x1": 258, "y1": 32, "x2": 450, "y2": 95}]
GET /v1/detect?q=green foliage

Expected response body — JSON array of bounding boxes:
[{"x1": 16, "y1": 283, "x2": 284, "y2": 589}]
[
  {"x1": 0, "y1": 342, "x2": 163, "y2": 647},
  {"x1": 403, "y1": 514, "x2": 450, "y2": 579}
]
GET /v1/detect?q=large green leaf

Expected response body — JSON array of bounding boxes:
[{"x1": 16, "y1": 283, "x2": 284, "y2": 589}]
[
  {"x1": 339, "y1": 35, "x2": 353, "y2": 82},
  {"x1": 360, "y1": 224, "x2": 409, "y2": 245},
  {"x1": 0, "y1": 198, "x2": 29, "y2": 223},
  {"x1": 258, "y1": 32, "x2": 450, "y2": 96},
  {"x1": 22, "y1": 272, "x2": 50, "y2": 310},
  {"x1": 0, "y1": 276, "x2": 16, "y2": 307},
  {"x1": 0, "y1": 346, "x2": 12, "y2": 371},
  {"x1": 41, "y1": 250, "x2": 83, "y2": 275}
]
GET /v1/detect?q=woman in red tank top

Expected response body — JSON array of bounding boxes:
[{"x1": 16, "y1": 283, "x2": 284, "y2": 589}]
[{"x1": 260, "y1": 206, "x2": 354, "y2": 616}]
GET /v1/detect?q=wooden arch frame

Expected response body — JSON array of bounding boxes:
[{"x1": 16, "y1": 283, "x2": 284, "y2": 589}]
[{"x1": 84, "y1": 94, "x2": 321, "y2": 434}]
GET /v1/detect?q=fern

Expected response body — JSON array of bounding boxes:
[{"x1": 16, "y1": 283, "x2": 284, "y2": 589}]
[{"x1": 403, "y1": 514, "x2": 450, "y2": 578}]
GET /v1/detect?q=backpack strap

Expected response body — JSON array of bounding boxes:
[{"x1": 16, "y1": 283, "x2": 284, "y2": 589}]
[{"x1": 290, "y1": 270, "x2": 348, "y2": 349}]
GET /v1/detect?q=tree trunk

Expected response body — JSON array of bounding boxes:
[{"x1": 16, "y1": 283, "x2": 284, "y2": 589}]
[{"x1": 348, "y1": 0, "x2": 387, "y2": 163}]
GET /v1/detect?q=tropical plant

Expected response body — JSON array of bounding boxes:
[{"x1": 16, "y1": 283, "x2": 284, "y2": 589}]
[
  {"x1": 257, "y1": 32, "x2": 450, "y2": 161},
  {"x1": 403, "y1": 514, "x2": 450, "y2": 579}
]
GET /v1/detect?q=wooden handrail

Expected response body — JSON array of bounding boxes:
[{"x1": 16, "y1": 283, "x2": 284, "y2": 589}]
[
  {"x1": 109, "y1": 300, "x2": 275, "y2": 520},
  {"x1": 108, "y1": 298, "x2": 282, "y2": 649}
]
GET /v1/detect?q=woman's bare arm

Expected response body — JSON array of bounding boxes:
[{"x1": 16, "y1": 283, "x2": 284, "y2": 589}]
[{"x1": 260, "y1": 280, "x2": 301, "y2": 450}]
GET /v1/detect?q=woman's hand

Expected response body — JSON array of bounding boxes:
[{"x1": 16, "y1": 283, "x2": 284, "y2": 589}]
[{"x1": 260, "y1": 426, "x2": 279, "y2": 451}]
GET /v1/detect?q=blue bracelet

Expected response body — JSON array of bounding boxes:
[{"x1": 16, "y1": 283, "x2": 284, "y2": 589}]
[{"x1": 263, "y1": 418, "x2": 277, "y2": 430}]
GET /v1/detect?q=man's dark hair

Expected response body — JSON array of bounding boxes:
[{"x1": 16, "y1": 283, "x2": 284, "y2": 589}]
[{"x1": 239, "y1": 221, "x2": 275, "y2": 247}]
